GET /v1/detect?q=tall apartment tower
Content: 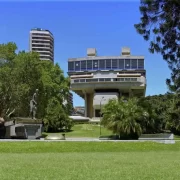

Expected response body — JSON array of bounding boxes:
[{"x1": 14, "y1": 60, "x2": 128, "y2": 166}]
[
  {"x1": 68, "y1": 47, "x2": 146, "y2": 119},
  {"x1": 29, "y1": 28, "x2": 54, "y2": 62}
]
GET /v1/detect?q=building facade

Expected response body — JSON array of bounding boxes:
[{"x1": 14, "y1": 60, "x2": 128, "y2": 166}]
[
  {"x1": 29, "y1": 28, "x2": 54, "y2": 62},
  {"x1": 68, "y1": 47, "x2": 146, "y2": 119}
]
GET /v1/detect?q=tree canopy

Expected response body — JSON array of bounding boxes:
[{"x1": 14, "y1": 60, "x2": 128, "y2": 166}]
[
  {"x1": 134, "y1": 0, "x2": 180, "y2": 92},
  {"x1": 0, "y1": 42, "x2": 72, "y2": 131}
]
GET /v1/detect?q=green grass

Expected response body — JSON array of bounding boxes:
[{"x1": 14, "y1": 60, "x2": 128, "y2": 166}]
[
  {"x1": 0, "y1": 142, "x2": 180, "y2": 180},
  {"x1": 174, "y1": 135, "x2": 180, "y2": 140},
  {"x1": 44, "y1": 124, "x2": 113, "y2": 138}
]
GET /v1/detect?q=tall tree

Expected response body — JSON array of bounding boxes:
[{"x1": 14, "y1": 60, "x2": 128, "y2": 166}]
[
  {"x1": 0, "y1": 43, "x2": 72, "y2": 132},
  {"x1": 134, "y1": 0, "x2": 180, "y2": 92}
]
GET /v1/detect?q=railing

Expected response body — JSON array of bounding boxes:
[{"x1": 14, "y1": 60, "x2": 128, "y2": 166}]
[{"x1": 72, "y1": 77, "x2": 143, "y2": 83}]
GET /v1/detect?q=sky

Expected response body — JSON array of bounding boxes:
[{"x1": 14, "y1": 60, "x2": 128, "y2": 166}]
[{"x1": 0, "y1": 1, "x2": 171, "y2": 106}]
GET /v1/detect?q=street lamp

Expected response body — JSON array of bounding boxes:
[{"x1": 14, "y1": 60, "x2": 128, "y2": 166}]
[{"x1": 99, "y1": 96, "x2": 105, "y2": 137}]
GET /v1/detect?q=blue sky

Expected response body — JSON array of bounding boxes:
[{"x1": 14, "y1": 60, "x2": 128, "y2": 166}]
[{"x1": 0, "y1": 1, "x2": 171, "y2": 106}]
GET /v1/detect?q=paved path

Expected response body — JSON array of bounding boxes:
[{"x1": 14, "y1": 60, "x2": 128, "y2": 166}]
[{"x1": 0, "y1": 138, "x2": 176, "y2": 144}]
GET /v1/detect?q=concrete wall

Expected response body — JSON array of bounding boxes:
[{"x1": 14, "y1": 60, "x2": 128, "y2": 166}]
[
  {"x1": 86, "y1": 93, "x2": 94, "y2": 118},
  {"x1": 93, "y1": 92, "x2": 119, "y2": 109}
]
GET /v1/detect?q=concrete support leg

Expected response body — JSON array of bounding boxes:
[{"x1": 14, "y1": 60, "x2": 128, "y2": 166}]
[
  {"x1": 86, "y1": 93, "x2": 94, "y2": 118},
  {"x1": 85, "y1": 93, "x2": 87, "y2": 117}
]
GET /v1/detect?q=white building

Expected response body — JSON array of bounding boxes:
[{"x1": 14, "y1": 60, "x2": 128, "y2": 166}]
[{"x1": 29, "y1": 28, "x2": 54, "y2": 62}]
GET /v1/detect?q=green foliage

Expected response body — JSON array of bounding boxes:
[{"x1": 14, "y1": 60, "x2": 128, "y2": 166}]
[
  {"x1": 0, "y1": 42, "x2": 72, "y2": 131},
  {"x1": 44, "y1": 97, "x2": 73, "y2": 132},
  {"x1": 101, "y1": 98, "x2": 148, "y2": 139},
  {"x1": 139, "y1": 93, "x2": 180, "y2": 135},
  {"x1": 0, "y1": 42, "x2": 17, "y2": 62},
  {"x1": 135, "y1": 0, "x2": 180, "y2": 92},
  {"x1": 165, "y1": 94, "x2": 180, "y2": 134},
  {"x1": 135, "y1": 0, "x2": 180, "y2": 63},
  {"x1": 138, "y1": 93, "x2": 173, "y2": 133}
]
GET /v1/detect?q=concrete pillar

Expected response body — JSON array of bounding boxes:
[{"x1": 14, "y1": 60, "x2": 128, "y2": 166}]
[
  {"x1": 85, "y1": 93, "x2": 87, "y2": 117},
  {"x1": 86, "y1": 93, "x2": 94, "y2": 118}
]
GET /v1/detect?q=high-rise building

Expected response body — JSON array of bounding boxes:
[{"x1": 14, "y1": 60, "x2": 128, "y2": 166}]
[
  {"x1": 68, "y1": 47, "x2": 146, "y2": 119},
  {"x1": 29, "y1": 28, "x2": 54, "y2": 62}
]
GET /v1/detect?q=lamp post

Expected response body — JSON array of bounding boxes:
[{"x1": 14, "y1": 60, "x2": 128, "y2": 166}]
[{"x1": 99, "y1": 96, "x2": 105, "y2": 137}]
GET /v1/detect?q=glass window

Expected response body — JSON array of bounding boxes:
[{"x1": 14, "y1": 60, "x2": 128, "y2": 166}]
[
  {"x1": 74, "y1": 79, "x2": 79, "y2": 83},
  {"x1": 91, "y1": 78, "x2": 98, "y2": 82},
  {"x1": 125, "y1": 78, "x2": 130, "y2": 81},
  {"x1": 119, "y1": 60, "x2": 124, "y2": 69},
  {"x1": 99, "y1": 78, "x2": 104, "y2": 82},
  {"x1": 86, "y1": 79, "x2": 91, "y2": 82},
  {"x1": 80, "y1": 79, "x2": 85, "y2": 82},
  {"x1": 125, "y1": 59, "x2": 130, "y2": 69},
  {"x1": 106, "y1": 59, "x2": 111, "y2": 69},
  {"x1": 99, "y1": 60, "x2": 105, "y2": 69},
  {"x1": 112, "y1": 59, "x2": 118, "y2": 69},
  {"x1": 104, "y1": 78, "x2": 111, "y2": 81},
  {"x1": 138, "y1": 59, "x2": 144, "y2": 69},
  {"x1": 131, "y1": 78, "x2": 137, "y2": 81},
  {"x1": 87, "y1": 60, "x2": 92, "y2": 70},
  {"x1": 68, "y1": 62, "x2": 74, "y2": 71},
  {"x1": 131, "y1": 59, "x2": 137, "y2": 69},
  {"x1": 93, "y1": 60, "x2": 98, "y2": 69},
  {"x1": 75, "y1": 61, "x2": 80, "y2": 71},
  {"x1": 81, "y1": 60, "x2": 86, "y2": 70},
  {"x1": 119, "y1": 78, "x2": 124, "y2": 81}
]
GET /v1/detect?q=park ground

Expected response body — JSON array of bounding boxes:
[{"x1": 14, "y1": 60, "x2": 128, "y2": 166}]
[
  {"x1": 1, "y1": 124, "x2": 180, "y2": 180},
  {"x1": 0, "y1": 141, "x2": 180, "y2": 180}
]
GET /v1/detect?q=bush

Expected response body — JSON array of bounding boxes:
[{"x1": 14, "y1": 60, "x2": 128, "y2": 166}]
[{"x1": 44, "y1": 97, "x2": 73, "y2": 132}]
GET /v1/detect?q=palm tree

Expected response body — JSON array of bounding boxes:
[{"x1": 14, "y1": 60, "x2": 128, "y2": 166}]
[{"x1": 101, "y1": 97, "x2": 147, "y2": 139}]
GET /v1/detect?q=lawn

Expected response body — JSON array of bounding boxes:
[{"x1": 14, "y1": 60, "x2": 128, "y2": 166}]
[
  {"x1": 0, "y1": 142, "x2": 180, "y2": 180},
  {"x1": 44, "y1": 124, "x2": 113, "y2": 138}
]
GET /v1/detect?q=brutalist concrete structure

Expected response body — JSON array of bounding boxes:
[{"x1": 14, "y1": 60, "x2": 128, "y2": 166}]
[{"x1": 68, "y1": 47, "x2": 146, "y2": 119}]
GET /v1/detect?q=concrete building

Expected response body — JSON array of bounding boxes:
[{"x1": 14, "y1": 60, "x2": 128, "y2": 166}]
[
  {"x1": 29, "y1": 28, "x2": 54, "y2": 62},
  {"x1": 68, "y1": 47, "x2": 146, "y2": 119}
]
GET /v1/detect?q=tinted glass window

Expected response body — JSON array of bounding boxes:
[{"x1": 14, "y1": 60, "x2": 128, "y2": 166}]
[
  {"x1": 112, "y1": 59, "x2": 118, "y2": 69},
  {"x1": 119, "y1": 60, "x2": 124, "y2": 69},
  {"x1": 131, "y1": 59, "x2": 137, "y2": 69},
  {"x1": 75, "y1": 61, "x2": 80, "y2": 71},
  {"x1": 68, "y1": 62, "x2": 74, "y2": 71},
  {"x1": 99, "y1": 60, "x2": 105, "y2": 69},
  {"x1": 93, "y1": 60, "x2": 98, "y2": 69},
  {"x1": 125, "y1": 59, "x2": 130, "y2": 69},
  {"x1": 106, "y1": 59, "x2": 111, "y2": 69},
  {"x1": 81, "y1": 60, "x2": 86, "y2": 70},
  {"x1": 87, "y1": 60, "x2": 92, "y2": 70},
  {"x1": 138, "y1": 59, "x2": 144, "y2": 69}
]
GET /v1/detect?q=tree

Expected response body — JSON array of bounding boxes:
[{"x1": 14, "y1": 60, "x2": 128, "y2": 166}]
[
  {"x1": 44, "y1": 97, "x2": 73, "y2": 132},
  {"x1": 0, "y1": 43, "x2": 72, "y2": 131},
  {"x1": 134, "y1": 0, "x2": 180, "y2": 91},
  {"x1": 165, "y1": 93, "x2": 180, "y2": 135},
  {"x1": 0, "y1": 42, "x2": 17, "y2": 62},
  {"x1": 101, "y1": 98, "x2": 148, "y2": 139}
]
